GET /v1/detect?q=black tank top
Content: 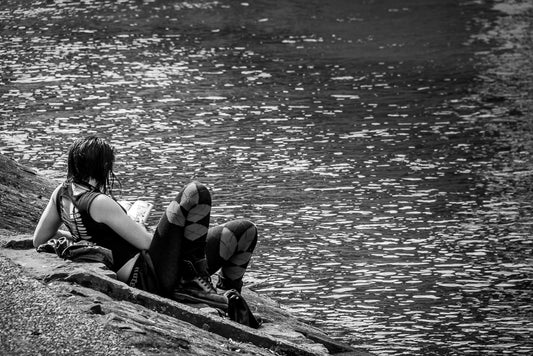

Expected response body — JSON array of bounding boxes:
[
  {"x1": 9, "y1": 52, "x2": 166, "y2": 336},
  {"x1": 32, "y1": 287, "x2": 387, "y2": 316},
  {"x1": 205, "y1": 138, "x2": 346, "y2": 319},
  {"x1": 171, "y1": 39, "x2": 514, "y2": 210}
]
[{"x1": 56, "y1": 182, "x2": 139, "y2": 271}]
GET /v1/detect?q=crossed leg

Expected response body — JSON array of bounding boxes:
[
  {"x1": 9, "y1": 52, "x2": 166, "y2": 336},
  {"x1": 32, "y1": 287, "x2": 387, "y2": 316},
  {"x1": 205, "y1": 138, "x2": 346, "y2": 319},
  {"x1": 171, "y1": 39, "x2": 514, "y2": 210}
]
[{"x1": 206, "y1": 219, "x2": 258, "y2": 293}]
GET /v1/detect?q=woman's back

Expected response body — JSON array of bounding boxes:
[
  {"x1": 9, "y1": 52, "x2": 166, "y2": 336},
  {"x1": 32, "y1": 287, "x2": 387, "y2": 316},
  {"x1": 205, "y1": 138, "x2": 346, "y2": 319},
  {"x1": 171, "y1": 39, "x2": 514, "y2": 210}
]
[{"x1": 56, "y1": 181, "x2": 139, "y2": 270}]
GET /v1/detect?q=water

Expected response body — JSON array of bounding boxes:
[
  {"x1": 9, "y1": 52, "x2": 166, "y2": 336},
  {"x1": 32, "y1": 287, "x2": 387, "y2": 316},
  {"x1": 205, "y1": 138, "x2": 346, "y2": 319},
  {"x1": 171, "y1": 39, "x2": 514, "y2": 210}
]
[{"x1": 1, "y1": 0, "x2": 532, "y2": 354}]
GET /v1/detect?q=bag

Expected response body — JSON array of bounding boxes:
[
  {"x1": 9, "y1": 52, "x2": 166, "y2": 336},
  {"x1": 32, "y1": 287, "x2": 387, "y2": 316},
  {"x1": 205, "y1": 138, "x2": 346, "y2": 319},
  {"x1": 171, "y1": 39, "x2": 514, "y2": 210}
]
[
  {"x1": 225, "y1": 289, "x2": 261, "y2": 329},
  {"x1": 37, "y1": 237, "x2": 114, "y2": 269}
]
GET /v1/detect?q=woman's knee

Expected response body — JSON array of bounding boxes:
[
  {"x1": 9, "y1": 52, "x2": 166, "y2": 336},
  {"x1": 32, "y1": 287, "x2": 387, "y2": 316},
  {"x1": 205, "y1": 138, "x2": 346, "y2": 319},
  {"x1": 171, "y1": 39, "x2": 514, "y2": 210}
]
[
  {"x1": 226, "y1": 219, "x2": 258, "y2": 251},
  {"x1": 241, "y1": 220, "x2": 258, "y2": 243},
  {"x1": 175, "y1": 181, "x2": 212, "y2": 210},
  {"x1": 165, "y1": 182, "x2": 211, "y2": 227},
  {"x1": 245, "y1": 221, "x2": 258, "y2": 252},
  {"x1": 206, "y1": 220, "x2": 257, "y2": 256}
]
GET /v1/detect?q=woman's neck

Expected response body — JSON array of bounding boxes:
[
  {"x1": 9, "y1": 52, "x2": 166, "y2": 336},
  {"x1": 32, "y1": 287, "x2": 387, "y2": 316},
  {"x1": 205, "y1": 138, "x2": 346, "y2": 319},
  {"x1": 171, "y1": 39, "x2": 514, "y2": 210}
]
[
  {"x1": 72, "y1": 178, "x2": 98, "y2": 191},
  {"x1": 88, "y1": 178, "x2": 98, "y2": 188}
]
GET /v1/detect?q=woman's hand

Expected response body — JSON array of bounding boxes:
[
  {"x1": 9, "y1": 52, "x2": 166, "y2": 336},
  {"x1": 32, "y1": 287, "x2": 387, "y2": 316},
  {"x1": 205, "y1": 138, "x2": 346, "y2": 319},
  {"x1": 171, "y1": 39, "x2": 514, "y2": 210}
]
[{"x1": 90, "y1": 194, "x2": 152, "y2": 250}]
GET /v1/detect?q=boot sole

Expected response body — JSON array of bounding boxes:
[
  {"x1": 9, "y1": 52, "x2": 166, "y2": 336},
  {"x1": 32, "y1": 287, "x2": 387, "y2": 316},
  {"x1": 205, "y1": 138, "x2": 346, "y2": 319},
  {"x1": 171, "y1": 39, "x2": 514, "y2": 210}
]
[{"x1": 172, "y1": 291, "x2": 228, "y2": 310}]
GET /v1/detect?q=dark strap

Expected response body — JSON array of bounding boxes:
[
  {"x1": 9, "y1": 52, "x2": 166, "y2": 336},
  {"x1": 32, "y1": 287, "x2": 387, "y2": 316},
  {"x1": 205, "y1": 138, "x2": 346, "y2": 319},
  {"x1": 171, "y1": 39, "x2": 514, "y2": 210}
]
[
  {"x1": 55, "y1": 182, "x2": 101, "y2": 216},
  {"x1": 55, "y1": 184, "x2": 64, "y2": 216},
  {"x1": 76, "y1": 190, "x2": 100, "y2": 213}
]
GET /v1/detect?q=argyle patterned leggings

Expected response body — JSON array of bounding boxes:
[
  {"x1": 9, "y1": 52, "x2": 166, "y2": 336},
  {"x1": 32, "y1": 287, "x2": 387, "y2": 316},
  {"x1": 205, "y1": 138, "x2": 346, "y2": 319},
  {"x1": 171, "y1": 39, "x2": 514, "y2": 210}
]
[{"x1": 148, "y1": 181, "x2": 258, "y2": 295}]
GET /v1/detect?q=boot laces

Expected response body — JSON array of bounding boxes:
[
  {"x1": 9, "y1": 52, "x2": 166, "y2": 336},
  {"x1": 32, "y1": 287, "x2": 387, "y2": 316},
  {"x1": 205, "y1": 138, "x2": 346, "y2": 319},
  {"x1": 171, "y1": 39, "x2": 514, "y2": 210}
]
[{"x1": 192, "y1": 275, "x2": 216, "y2": 293}]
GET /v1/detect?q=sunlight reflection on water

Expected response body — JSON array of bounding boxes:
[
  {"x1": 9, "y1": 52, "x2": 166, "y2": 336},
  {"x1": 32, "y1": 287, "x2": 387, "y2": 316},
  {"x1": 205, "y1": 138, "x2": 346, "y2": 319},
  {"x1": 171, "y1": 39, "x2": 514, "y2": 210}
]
[{"x1": 1, "y1": 0, "x2": 532, "y2": 355}]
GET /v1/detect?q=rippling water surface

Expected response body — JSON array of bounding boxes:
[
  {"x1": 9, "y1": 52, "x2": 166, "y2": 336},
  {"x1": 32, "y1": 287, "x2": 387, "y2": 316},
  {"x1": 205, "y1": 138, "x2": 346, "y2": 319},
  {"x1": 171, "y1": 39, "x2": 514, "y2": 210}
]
[{"x1": 1, "y1": 0, "x2": 532, "y2": 354}]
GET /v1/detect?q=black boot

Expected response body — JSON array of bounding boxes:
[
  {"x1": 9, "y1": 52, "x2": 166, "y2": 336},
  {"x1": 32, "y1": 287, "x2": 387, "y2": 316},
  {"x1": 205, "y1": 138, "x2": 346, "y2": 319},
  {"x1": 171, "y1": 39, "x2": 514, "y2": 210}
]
[{"x1": 173, "y1": 259, "x2": 227, "y2": 309}]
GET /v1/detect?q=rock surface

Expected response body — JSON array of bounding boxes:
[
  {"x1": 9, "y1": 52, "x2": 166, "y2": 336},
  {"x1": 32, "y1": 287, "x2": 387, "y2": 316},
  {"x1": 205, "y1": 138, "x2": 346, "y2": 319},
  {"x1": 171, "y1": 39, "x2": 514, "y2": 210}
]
[
  {"x1": 0, "y1": 155, "x2": 368, "y2": 356},
  {"x1": 0, "y1": 254, "x2": 139, "y2": 356},
  {"x1": 0, "y1": 154, "x2": 57, "y2": 233}
]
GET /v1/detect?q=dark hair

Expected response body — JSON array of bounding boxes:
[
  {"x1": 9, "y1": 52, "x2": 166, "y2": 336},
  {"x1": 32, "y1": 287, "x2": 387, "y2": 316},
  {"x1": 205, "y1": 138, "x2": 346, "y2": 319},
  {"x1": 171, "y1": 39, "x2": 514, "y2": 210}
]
[{"x1": 67, "y1": 136, "x2": 118, "y2": 194}]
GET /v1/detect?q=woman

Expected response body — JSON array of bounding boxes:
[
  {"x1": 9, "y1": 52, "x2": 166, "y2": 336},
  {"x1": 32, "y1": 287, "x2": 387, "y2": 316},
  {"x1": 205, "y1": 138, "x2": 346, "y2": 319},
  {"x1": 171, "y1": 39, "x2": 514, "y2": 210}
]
[{"x1": 33, "y1": 136, "x2": 258, "y2": 307}]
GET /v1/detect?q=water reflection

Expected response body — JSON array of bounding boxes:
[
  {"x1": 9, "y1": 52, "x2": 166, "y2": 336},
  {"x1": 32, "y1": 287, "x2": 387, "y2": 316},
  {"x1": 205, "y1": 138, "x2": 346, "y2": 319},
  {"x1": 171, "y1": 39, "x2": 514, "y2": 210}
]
[{"x1": 1, "y1": 0, "x2": 532, "y2": 355}]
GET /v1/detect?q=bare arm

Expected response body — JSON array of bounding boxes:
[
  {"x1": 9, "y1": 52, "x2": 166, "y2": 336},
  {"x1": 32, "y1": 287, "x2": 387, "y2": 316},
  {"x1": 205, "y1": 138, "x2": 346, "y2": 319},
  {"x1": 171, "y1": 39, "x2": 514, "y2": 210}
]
[
  {"x1": 90, "y1": 194, "x2": 152, "y2": 250},
  {"x1": 33, "y1": 184, "x2": 63, "y2": 248}
]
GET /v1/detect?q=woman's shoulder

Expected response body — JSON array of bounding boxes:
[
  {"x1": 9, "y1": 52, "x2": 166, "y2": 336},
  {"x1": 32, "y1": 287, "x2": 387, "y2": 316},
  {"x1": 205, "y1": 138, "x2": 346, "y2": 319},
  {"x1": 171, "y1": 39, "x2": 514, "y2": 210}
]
[
  {"x1": 52, "y1": 183, "x2": 63, "y2": 193},
  {"x1": 91, "y1": 192, "x2": 114, "y2": 203},
  {"x1": 90, "y1": 193, "x2": 124, "y2": 212},
  {"x1": 90, "y1": 193, "x2": 127, "y2": 223},
  {"x1": 50, "y1": 181, "x2": 66, "y2": 201}
]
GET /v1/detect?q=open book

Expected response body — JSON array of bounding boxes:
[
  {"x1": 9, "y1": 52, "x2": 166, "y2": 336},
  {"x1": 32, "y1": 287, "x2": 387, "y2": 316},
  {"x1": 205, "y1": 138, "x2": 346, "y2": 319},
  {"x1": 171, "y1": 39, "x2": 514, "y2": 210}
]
[{"x1": 118, "y1": 200, "x2": 153, "y2": 224}]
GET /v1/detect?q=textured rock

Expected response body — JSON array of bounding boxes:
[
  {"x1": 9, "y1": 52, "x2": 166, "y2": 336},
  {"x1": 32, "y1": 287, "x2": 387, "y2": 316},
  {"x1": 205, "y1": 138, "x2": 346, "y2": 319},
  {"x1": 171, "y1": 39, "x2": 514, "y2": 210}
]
[
  {"x1": 0, "y1": 234, "x2": 364, "y2": 355},
  {"x1": 0, "y1": 254, "x2": 140, "y2": 356},
  {"x1": 0, "y1": 155, "x2": 56, "y2": 233},
  {"x1": 0, "y1": 235, "x2": 356, "y2": 355}
]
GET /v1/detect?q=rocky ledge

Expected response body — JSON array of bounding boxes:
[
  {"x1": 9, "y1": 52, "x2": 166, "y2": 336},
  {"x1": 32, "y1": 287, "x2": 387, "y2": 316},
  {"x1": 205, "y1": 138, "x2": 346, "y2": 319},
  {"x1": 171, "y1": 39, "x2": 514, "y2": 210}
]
[{"x1": 0, "y1": 154, "x2": 369, "y2": 356}]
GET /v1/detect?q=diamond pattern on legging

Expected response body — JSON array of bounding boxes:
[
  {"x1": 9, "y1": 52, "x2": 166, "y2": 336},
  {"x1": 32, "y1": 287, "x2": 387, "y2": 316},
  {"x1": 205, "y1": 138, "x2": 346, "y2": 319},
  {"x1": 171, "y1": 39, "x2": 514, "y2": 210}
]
[
  {"x1": 219, "y1": 227, "x2": 237, "y2": 260},
  {"x1": 187, "y1": 204, "x2": 211, "y2": 223},
  {"x1": 236, "y1": 225, "x2": 256, "y2": 251},
  {"x1": 165, "y1": 201, "x2": 186, "y2": 226},
  {"x1": 229, "y1": 251, "x2": 253, "y2": 266},
  {"x1": 184, "y1": 223, "x2": 208, "y2": 241},
  {"x1": 180, "y1": 183, "x2": 199, "y2": 211}
]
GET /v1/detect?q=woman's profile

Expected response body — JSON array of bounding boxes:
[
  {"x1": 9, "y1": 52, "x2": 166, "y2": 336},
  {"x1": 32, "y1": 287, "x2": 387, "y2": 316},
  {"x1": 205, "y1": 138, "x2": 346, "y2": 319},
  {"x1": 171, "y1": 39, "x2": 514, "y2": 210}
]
[{"x1": 33, "y1": 135, "x2": 258, "y2": 309}]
